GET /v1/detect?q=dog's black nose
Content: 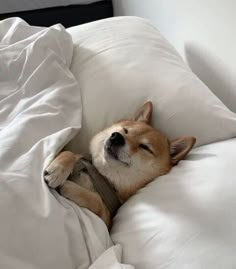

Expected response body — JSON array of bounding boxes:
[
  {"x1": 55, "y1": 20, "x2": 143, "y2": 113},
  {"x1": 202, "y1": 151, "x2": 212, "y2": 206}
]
[{"x1": 110, "y1": 132, "x2": 125, "y2": 146}]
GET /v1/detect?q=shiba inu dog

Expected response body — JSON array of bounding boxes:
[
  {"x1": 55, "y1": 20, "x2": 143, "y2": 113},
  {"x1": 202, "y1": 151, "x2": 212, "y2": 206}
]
[{"x1": 44, "y1": 102, "x2": 196, "y2": 228}]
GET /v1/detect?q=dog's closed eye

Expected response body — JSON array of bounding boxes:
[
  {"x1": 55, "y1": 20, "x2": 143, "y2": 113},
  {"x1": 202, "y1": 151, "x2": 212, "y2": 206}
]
[
  {"x1": 123, "y1": 128, "x2": 128, "y2": 134},
  {"x1": 139, "y1": 144, "x2": 154, "y2": 154}
]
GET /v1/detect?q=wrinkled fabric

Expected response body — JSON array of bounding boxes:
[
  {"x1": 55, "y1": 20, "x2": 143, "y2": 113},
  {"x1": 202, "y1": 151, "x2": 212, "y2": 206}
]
[{"x1": 0, "y1": 18, "x2": 130, "y2": 269}]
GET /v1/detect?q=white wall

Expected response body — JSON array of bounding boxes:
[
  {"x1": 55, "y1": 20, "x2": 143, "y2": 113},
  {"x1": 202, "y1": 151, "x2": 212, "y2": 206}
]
[
  {"x1": 112, "y1": 0, "x2": 236, "y2": 111},
  {"x1": 113, "y1": 0, "x2": 236, "y2": 65}
]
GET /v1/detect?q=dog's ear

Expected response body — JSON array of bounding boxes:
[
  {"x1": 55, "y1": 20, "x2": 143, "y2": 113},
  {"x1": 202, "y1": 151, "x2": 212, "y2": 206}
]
[
  {"x1": 170, "y1": 136, "x2": 196, "y2": 165},
  {"x1": 133, "y1": 101, "x2": 153, "y2": 124}
]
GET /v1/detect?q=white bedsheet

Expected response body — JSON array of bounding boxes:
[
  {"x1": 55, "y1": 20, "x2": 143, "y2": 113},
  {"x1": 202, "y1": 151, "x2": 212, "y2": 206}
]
[
  {"x1": 111, "y1": 137, "x2": 236, "y2": 268},
  {"x1": 0, "y1": 18, "x2": 131, "y2": 269}
]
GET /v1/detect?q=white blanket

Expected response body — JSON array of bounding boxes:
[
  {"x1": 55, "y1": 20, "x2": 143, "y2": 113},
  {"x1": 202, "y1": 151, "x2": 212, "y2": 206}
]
[{"x1": 0, "y1": 18, "x2": 131, "y2": 269}]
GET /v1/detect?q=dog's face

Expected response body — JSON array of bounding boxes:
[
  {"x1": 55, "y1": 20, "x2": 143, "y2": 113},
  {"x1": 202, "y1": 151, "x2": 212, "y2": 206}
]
[{"x1": 90, "y1": 102, "x2": 196, "y2": 200}]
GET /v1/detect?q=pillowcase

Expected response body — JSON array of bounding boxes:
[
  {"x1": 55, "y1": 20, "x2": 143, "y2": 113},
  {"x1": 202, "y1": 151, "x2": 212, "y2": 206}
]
[
  {"x1": 111, "y1": 138, "x2": 236, "y2": 268},
  {"x1": 67, "y1": 16, "x2": 236, "y2": 154}
]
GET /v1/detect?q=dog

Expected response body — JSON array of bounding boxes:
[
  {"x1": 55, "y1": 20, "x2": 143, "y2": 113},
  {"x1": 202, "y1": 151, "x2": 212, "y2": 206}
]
[{"x1": 44, "y1": 102, "x2": 196, "y2": 228}]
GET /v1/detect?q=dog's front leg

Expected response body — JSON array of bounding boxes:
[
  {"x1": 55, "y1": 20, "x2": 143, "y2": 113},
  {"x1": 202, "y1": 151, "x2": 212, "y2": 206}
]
[
  {"x1": 44, "y1": 151, "x2": 81, "y2": 188},
  {"x1": 60, "y1": 181, "x2": 111, "y2": 227}
]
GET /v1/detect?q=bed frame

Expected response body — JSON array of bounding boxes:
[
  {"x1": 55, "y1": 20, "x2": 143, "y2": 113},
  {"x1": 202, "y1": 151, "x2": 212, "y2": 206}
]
[{"x1": 0, "y1": 0, "x2": 113, "y2": 28}]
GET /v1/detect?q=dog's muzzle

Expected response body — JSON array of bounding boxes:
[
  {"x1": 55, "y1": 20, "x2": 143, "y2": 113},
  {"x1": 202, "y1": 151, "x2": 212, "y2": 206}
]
[{"x1": 105, "y1": 132, "x2": 125, "y2": 159}]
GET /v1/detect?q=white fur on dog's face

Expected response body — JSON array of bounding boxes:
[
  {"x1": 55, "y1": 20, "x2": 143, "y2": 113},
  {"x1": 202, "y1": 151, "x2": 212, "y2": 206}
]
[{"x1": 90, "y1": 120, "x2": 171, "y2": 200}]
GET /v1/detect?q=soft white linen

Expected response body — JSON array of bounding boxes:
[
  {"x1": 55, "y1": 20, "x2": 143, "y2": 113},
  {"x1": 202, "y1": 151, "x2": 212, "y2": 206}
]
[
  {"x1": 67, "y1": 16, "x2": 236, "y2": 155},
  {"x1": 0, "y1": 18, "x2": 131, "y2": 269},
  {"x1": 0, "y1": 0, "x2": 101, "y2": 14},
  {"x1": 111, "y1": 137, "x2": 236, "y2": 268}
]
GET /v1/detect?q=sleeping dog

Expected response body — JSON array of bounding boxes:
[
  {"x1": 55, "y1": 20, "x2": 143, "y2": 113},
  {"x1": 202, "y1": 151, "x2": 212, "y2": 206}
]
[{"x1": 44, "y1": 102, "x2": 196, "y2": 228}]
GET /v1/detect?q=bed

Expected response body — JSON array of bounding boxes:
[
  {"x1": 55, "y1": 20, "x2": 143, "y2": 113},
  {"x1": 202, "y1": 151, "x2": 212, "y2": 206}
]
[
  {"x1": 1, "y1": 16, "x2": 236, "y2": 269},
  {"x1": 0, "y1": 0, "x2": 113, "y2": 27}
]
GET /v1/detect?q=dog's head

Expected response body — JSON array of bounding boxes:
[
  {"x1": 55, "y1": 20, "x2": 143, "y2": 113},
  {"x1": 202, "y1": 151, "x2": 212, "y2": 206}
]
[{"x1": 90, "y1": 102, "x2": 196, "y2": 200}]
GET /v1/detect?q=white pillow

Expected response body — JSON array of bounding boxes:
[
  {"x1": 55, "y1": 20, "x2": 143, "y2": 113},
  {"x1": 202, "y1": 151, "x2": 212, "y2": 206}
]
[
  {"x1": 67, "y1": 16, "x2": 236, "y2": 153},
  {"x1": 111, "y1": 138, "x2": 236, "y2": 269}
]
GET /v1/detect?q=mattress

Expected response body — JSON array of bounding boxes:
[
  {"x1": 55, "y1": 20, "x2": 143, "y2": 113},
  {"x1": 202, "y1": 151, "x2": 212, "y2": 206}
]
[{"x1": 0, "y1": 0, "x2": 103, "y2": 14}]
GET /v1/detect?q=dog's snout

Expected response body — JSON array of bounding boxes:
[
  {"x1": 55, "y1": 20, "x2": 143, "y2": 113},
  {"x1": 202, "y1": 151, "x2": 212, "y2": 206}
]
[{"x1": 110, "y1": 132, "x2": 125, "y2": 146}]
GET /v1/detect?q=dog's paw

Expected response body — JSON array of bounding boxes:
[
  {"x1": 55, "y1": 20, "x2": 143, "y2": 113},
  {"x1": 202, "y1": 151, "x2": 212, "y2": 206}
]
[
  {"x1": 44, "y1": 161, "x2": 71, "y2": 189},
  {"x1": 59, "y1": 181, "x2": 78, "y2": 200}
]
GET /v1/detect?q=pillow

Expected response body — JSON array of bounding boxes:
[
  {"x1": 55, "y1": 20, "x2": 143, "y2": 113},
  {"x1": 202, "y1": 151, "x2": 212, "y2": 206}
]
[
  {"x1": 67, "y1": 16, "x2": 236, "y2": 154},
  {"x1": 111, "y1": 138, "x2": 236, "y2": 268}
]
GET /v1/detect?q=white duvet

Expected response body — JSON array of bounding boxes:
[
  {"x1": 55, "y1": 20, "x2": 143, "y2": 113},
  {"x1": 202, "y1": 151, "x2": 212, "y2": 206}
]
[{"x1": 0, "y1": 18, "x2": 132, "y2": 269}]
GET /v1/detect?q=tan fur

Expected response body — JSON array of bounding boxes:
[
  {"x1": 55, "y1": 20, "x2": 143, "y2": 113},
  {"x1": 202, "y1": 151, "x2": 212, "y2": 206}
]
[
  {"x1": 60, "y1": 181, "x2": 111, "y2": 227},
  {"x1": 45, "y1": 102, "x2": 196, "y2": 228}
]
